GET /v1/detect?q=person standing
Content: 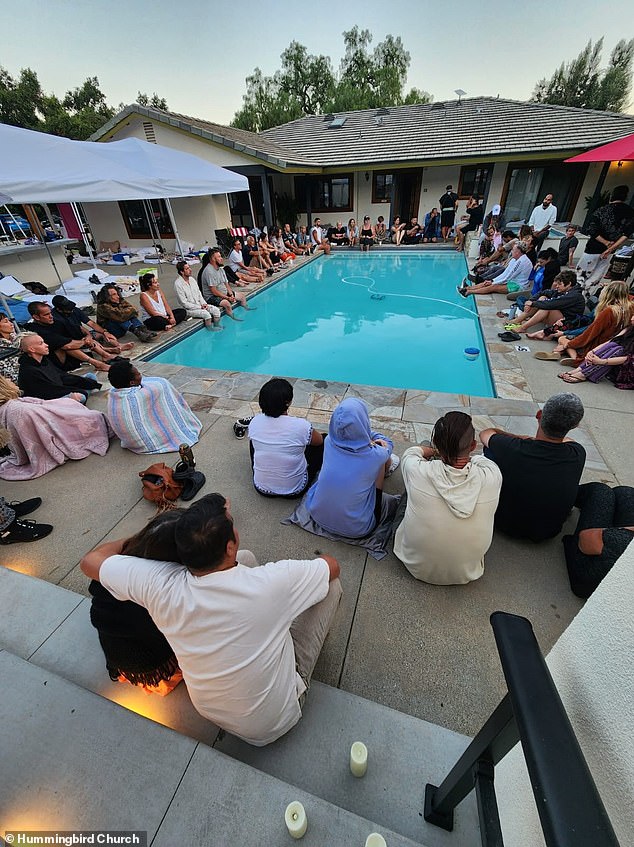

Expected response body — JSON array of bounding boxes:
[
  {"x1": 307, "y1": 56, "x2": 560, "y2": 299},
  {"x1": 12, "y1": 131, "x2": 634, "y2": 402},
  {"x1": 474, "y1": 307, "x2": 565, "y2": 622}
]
[
  {"x1": 439, "y1": 185, "x2": 459, "y2": 241},
  {"x1": 577, "y1": 185, "x2": 634, "y2": 293},
  {"x1": 528, "y1": 193, "x2": 557, "y2": 251},
  {"x1": 557, "y1": 225, "x2": 579, "y2": 268}
]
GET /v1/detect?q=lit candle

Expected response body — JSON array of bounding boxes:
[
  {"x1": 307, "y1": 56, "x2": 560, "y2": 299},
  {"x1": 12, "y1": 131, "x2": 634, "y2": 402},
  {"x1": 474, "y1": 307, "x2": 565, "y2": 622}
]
[
  {"x1": 285, "y1": 801, "x2": 307, "y2": 839},
  {"x1": 365, "y1": 834, "x2": 387, "y2": 847},
  {"x1": 350, "y1": 741, "x2": 368, "y2": 778}
]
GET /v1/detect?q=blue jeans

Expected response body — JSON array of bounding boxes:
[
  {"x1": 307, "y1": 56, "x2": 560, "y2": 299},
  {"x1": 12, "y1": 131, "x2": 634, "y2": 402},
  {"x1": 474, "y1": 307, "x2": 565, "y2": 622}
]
[{"x1": 104, "y1": 318, "x2": 143, "y2": 338}]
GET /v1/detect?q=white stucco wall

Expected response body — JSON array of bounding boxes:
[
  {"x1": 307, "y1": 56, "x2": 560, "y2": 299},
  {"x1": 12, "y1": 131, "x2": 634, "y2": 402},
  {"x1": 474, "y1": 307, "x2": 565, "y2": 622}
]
[{"x1": 496, "y1": 542, "x2": 634, "y2": 846}]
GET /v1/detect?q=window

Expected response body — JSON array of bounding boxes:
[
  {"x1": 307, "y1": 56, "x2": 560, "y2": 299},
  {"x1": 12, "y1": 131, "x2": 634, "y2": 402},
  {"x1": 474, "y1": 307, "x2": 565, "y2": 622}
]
[
  {"x1": 458, "y1": 164, "x2": 493, "y2": 199},
  {"x1": 372, "y1": 173, "x2": 393, "y2": 204},
  {"x1": 295, "y1": 175, "x2": 353, "y2": 213},
  {"x1": 118, "y1": 199, "x2": 174, "y2": 239}
]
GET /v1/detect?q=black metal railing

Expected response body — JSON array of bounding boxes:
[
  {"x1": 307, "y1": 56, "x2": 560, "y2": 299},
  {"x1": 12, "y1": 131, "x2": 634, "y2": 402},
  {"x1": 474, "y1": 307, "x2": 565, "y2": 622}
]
[{"x1": 424, "y1": 612, "x2": 620, "y2": 847}]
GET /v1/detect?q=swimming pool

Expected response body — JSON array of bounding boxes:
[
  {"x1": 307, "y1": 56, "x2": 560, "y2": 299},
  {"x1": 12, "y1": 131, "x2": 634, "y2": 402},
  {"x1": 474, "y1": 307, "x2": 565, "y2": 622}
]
[{"x1": 150, "y1": 252, "x2": 495, "y2": 397}]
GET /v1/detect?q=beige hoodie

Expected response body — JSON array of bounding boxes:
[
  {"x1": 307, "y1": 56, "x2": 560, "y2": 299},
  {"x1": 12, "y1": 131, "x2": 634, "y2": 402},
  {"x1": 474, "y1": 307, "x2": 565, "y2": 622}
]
[{"x1": 394, "y1": 448, "x2": 502, "y2": 585}]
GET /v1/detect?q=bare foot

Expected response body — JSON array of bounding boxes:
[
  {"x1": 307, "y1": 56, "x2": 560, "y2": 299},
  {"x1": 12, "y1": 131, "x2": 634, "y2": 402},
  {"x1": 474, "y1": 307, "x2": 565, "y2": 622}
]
[
  {"x1": 526, "y1": 331, "x2": 545, "y2": 340},
  {"x1": 120, "y1": 342, "x2": 135, "y2": 351},
  {"x1": 95, "y1": 362, "x2": 110, "y2": 372}
]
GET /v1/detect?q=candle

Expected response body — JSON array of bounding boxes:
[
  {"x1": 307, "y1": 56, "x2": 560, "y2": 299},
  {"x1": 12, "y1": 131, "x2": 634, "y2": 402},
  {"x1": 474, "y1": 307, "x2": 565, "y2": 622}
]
[
  {"x1": 365, "y1": 834, "x2": 387, "y2": 847},
  {"x1": 350, "y1": 741, "x2": 368, "y2": 778},
  {"x1": 285, "y1": 801, "x2": 307, "y2": 839}
]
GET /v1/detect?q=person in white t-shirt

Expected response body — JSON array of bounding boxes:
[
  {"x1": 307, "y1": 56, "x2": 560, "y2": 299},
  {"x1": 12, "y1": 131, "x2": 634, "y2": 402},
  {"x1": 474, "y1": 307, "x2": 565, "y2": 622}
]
[
  {"x1": 81, "y1": 493, "x2": 342, "y2": 746},
  {"x1": 528, "y1": 194, "x2": 557, "y2": 250},
  {"x1": 310, "y1": 218, "x2": 331, "y2": 254},
  {"x1": 227, "y1": 239, "x2": 266, "y2": 285},
  {"x1": 393, "y1": 412, "x2": 502, "y2": 584},
  {"x1": 248, "y1": 378, "x2": 324, "y2": 497}
]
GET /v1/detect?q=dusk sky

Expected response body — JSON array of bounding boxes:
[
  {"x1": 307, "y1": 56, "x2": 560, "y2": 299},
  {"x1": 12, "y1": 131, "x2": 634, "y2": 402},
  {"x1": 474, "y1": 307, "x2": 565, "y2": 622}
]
[{"x1": 3, "y1": 0, "x2": 633, "y2": 125}]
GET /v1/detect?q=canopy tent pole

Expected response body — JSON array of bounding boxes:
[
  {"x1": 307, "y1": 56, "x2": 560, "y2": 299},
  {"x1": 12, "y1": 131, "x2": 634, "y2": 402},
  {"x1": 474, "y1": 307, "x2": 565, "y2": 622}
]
[
  {"x1": 142, "y1": 199, "x2": 165, "y2": 276},
  {"x1": 164, "y1": 198, "x2": 185, "y2": 258},
  {"x1": 0, "y1": 208, "x2": 20, "y2": 244},
  {"x1": 70, "y1": 202, "x2": 97, "y2": 269},
  {"x1": 247, "y1": 191, "x2": 257, "y2": 231}
]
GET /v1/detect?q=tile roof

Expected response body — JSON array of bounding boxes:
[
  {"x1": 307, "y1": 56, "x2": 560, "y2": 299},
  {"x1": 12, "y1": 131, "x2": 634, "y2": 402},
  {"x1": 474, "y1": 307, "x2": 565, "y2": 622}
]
[
  {"x1": 92, "y1": 98, "x2": 634, "y2": 172},
  {"x1": 260, "y1": 97, "x2": 634, "y2": 167},
  {"x1": 90, "y1": 105, "x2": 319, "y2": 169}
]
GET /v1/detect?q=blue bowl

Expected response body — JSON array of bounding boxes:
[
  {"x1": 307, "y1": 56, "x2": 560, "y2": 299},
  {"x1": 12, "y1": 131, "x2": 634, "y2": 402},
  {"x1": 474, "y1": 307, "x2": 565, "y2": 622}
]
[{"x1": 464, "y1": 347, "x2": 480, "y2": 361}]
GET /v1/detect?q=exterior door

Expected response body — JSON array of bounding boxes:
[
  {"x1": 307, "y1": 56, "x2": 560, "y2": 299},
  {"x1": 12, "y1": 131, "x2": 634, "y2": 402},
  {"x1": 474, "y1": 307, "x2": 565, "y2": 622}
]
[{"x1": 391, "y1": 170, "x2": 422, "y2": 224}]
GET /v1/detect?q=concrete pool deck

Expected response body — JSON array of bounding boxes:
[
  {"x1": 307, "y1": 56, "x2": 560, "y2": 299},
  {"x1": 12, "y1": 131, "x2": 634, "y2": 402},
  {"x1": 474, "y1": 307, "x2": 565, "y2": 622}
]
[{"x1": 1, "y1": 248, "x2": 630, "y2": 744}]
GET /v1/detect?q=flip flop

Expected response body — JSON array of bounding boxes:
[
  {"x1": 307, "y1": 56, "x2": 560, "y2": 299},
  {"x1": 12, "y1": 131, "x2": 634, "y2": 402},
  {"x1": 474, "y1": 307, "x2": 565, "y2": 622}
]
[
  {"x1": 504, "y1": 323, "x2": 522, "y2": 331},
  {"x1": 557, "y1": 372, "x2": 586, "y2": 383},
  {"x1": 534, "y1": 352, "x2": 561, "y2": 360},
  {"x1": 559, "y1": 357, "x2": 579, "y2": 367},
  {"x1": 498, "y1": 331, "x2": 521, "y2": 342}
]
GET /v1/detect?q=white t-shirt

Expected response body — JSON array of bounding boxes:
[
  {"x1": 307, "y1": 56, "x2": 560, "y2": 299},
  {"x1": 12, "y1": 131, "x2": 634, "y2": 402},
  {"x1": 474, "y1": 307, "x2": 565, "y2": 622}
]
[
  {"x1": 393, "y1": 449, "x2": 502, "y2": 585},
  {"x1": 310, "y1": 226, "x2": 322, "y2": 246},
  {"x1": 249, "y1": 413, "x2": 313, "y2": 495},
  {"x1": 528, "y1": 204, "x2": 557, "y2": 231},
  {"x1": 100, "y1": 553, "x2": 329, "y2": 745},
  {"x1": 228, "y1": 249, "x2": 244, "y2": 273}
]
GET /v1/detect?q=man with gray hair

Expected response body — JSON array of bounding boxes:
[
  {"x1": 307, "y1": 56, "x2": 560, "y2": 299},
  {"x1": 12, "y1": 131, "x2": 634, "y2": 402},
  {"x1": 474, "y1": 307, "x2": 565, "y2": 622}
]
[{"x1": 479, "y1": 393, "x2": 586, "y2": 541}]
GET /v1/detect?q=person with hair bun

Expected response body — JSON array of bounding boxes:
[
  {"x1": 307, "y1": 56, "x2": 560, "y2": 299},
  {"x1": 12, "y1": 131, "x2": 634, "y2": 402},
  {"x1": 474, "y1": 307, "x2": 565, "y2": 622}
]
[{"x1": 393, "y1": 412, "x2": 502, "y2": 584}]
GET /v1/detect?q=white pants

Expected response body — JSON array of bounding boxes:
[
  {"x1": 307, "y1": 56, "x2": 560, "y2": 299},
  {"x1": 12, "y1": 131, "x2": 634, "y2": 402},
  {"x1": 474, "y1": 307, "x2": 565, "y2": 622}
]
[{"x1": 186, "y1": 306, "x2": 220, "y2": 322}]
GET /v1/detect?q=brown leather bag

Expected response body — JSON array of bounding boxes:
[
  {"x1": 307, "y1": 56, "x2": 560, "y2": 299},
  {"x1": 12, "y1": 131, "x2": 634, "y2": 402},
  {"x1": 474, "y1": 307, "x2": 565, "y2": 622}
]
[{"x1": 139, "y1": 463, "x2": 184, "y2": 508}]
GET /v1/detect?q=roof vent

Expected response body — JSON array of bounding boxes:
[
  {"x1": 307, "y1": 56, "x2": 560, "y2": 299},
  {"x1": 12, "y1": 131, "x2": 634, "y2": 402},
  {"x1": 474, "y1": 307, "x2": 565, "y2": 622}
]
[
  {"x1": 375, "y1": 108, "x2": 389, "y2": 116},
  {"x1": 142, "y1": 121, "x2": 156, "y2": 143},
  {"x1": 374, "y1": 115, "x2": 383, "y2": 126},
  {"x1": 431, "y1": 102, "x2": 445, "y2": 110},
  {"x1": 323, "y1": 114, "x2": 335, "y2": 122},
  {"x1": 328, "y1": 117, "x2": 347, "y2": 129}
]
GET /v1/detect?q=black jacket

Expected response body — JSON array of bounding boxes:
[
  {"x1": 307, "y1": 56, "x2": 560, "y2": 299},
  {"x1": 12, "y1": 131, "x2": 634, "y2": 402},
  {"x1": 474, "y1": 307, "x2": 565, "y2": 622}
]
[{"x1": 18, "y1": 354, "x2": 99, "y2": 400}]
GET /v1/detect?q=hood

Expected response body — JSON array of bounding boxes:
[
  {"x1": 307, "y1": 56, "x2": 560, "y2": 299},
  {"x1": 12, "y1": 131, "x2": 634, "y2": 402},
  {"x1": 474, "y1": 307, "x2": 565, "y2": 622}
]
[
  {"x1": 328, "y1": 397, "x2": 371, "y2": 452},
  {"x1": 426, "y1": 459, "x2": 486, "y2": 519}
]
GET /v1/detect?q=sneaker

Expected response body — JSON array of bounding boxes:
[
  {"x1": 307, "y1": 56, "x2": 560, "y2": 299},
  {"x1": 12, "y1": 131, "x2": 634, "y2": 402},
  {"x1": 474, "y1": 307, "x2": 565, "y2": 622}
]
[
  {"x1": 9, "y1": 498, "x2": 42, "y2": 518},
  {"x1": 0, "y1": 518, "x2": 53, "y2": 545},
  {"x1": 236, "y1": 416, "x2": 253, "y2": 427},
  {"x1": 385, "y1": 453, "x2": 400, "y2": 478},
  {"x1": 233, "y1": 422, "x2": 247, "y2": 439}
]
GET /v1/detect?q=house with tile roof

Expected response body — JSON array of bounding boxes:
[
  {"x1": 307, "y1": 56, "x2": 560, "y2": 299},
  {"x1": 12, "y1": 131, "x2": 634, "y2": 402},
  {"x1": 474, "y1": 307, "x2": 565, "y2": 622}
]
[{"x1": 87, "y1": 98, "x2": 634, "y2": 249}]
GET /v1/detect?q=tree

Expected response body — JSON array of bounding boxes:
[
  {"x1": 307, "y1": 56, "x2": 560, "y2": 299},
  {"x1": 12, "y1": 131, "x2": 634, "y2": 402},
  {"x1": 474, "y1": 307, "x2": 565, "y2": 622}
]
[
  {"x1": 137, "y1": 91, "x2": 169, "y2": 110},
  {"x1": 531, "y1": 38, "x2": 634, "y2": 112},
  {"x1": 0, "y1": 67, "x2": 44, "y2": 130},
  {"x1": 232, "y1": 30, "x2": 432, "y2": 132}
]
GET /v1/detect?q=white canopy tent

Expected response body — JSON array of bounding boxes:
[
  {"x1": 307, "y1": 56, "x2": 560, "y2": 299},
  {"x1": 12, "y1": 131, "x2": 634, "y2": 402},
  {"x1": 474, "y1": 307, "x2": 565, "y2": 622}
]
[
  {"x1": 0, "y1": 122, "x2": 251, "y2": 322},
  {"x1": 0, "y1": 123, "x2": 249, "y2": 202}
]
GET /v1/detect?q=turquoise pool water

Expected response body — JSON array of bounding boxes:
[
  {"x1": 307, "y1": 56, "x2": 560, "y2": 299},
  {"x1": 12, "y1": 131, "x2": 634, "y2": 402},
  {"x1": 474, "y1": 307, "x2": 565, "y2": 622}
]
[{"x1": 151, "y1": 252, "x2": 495, "y2": 397}]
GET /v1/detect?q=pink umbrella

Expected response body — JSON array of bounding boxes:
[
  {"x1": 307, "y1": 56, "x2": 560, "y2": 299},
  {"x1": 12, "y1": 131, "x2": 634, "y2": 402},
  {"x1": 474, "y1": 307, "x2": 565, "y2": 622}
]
[{"x1": 565, "y1": 132, "x2": 634, "y2": 163}]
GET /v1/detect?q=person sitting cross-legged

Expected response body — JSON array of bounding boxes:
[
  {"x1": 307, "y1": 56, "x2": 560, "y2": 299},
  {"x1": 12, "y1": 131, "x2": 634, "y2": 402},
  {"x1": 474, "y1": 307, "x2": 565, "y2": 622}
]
[
  {"x1": 51, "y1": 295, "x2": 135, "y2": 356},
  {"x1": 80, "y1": 493, "x2": 343, "y2": 746},
  {"x1": 96, "y1": 284, "x2": 156, "y2": 343},
  {"x1": 106, "y1": 360, "x2": 201, "y2": 454},
  {"x1": 17, "y1": 332, "x2": 100, "y2": 403},
  {"x1": 480, "y1": 392, "x2": 586, "y2": 542},
  {"x1": 393, "y1": 412, "x2": 502, "y2": 585},
  {"x1": 198, "y1": 248, "x2": 252, "y2": 320},
  {"x1": 248, "y1": 378, "x2": 324, "y2": 498},
  {"x1": 138, "y1": 273, "x2": 187, "y2": 332},
  {"x1": 174, "y1": 260, "x2": 222, "y2": 330}
]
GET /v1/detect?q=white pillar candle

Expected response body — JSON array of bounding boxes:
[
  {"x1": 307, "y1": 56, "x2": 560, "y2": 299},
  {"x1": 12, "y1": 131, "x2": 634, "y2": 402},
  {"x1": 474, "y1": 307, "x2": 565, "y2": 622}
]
[
  {"x1": 285, "y1": 801, "x2": 307, "y2": 839},
  {"x1": 350, "y1": 741, "x2": 368, "y2": 777},
  {"x1": 365, "y1": 834, "x2": 387, "y2": 847}
]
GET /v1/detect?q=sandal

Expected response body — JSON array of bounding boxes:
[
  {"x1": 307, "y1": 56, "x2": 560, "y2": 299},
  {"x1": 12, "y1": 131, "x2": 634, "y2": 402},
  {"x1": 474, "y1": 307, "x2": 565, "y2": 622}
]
[
  {"x1": 557, "y1": 372, "x2": 586, "y2": 383},
  {"x1": 533, "y1": 352, "x2": 561, "y2": 361},
  {"x1": 559, "y1": 357, "x2": 579, "y2": 367}
]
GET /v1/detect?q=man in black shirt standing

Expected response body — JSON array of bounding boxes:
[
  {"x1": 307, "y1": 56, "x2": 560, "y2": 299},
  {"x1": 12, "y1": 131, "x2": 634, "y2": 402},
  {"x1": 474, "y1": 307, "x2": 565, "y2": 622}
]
[
  {"x1": 439, "y1": 184, "x2": 459, "y2": 241},
  {"x1": 577, "y1": 185, "x2": 634, "y2": 293},
  {"x1": 480, "y1": 393, "x2": 586, "y2": 542}
]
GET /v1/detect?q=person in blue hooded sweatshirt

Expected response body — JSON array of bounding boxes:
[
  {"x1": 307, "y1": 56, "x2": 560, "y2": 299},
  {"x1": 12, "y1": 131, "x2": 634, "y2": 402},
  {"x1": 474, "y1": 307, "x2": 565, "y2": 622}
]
[{"x1": 304, "y1": 397, "x2": 400, "y2": 539}]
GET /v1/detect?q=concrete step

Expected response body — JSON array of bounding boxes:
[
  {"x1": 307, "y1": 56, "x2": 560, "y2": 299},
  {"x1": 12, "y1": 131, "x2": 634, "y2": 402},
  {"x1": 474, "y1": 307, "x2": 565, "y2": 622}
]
[
  {"x1": 216, "y1": 682, "x2": 480, "y2": 847},
  {"x1": 0, "y1": 650, "x2": 426, "y2": 846},
  {"x1": 0, "y1": 567, "x2": 480, "y2": 845}
]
